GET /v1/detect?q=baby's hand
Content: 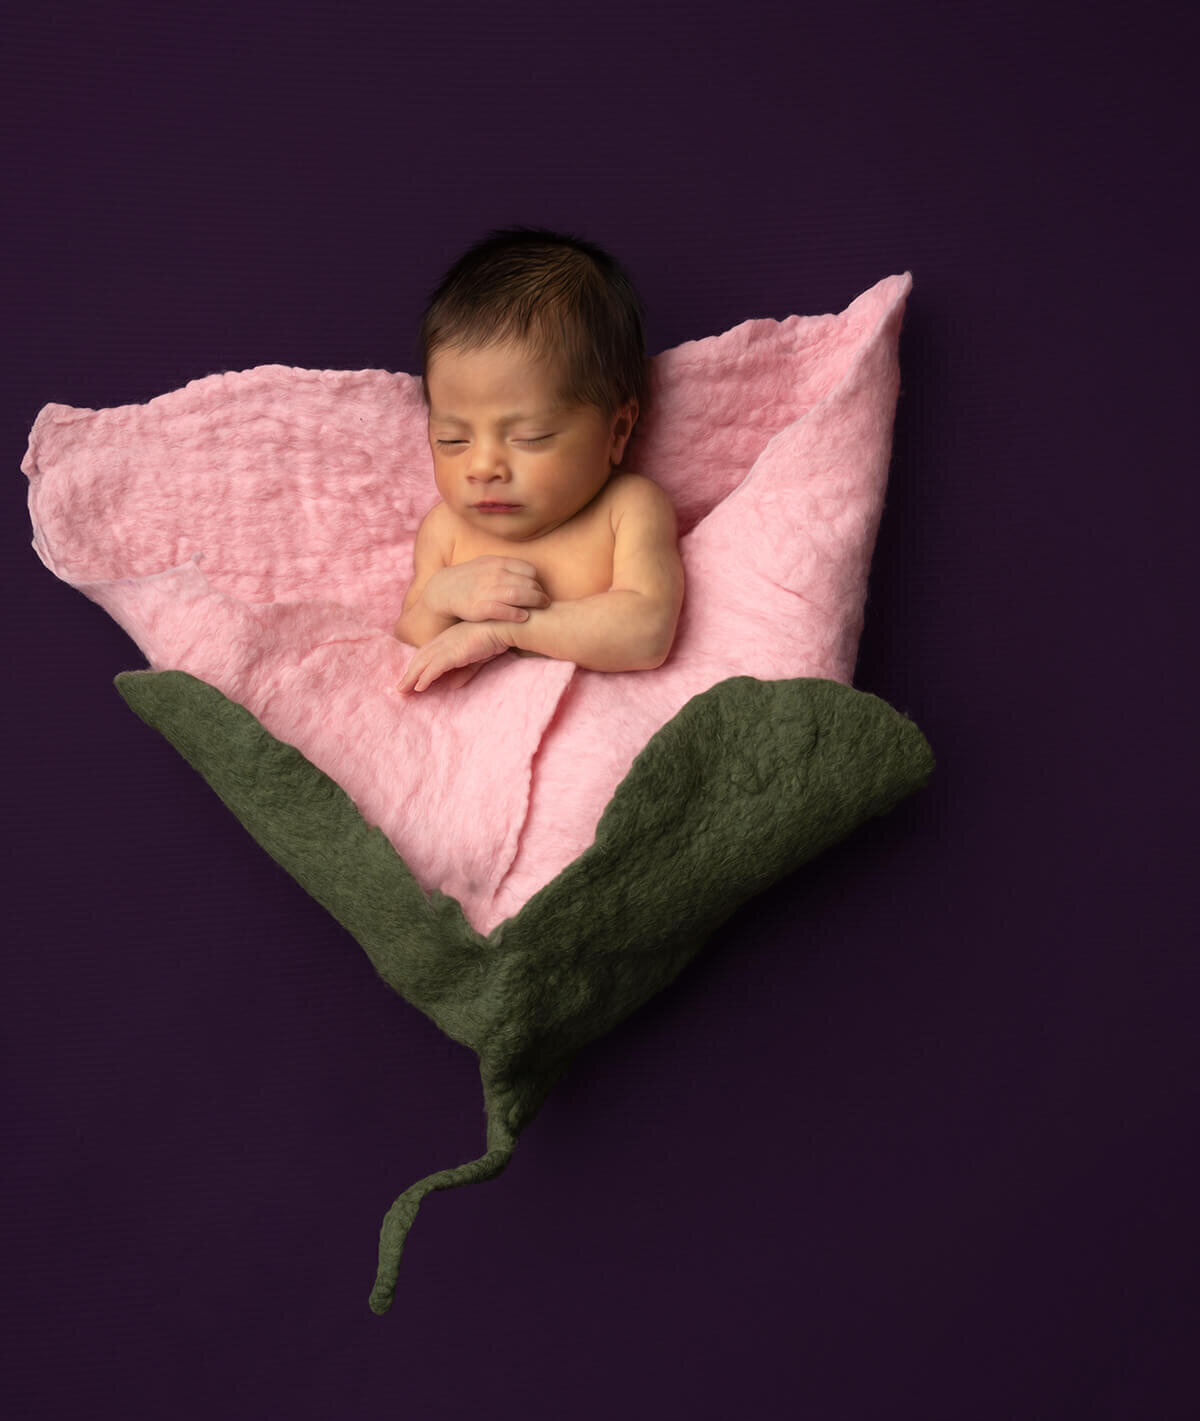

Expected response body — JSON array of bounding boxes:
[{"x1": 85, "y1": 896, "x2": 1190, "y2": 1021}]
[
  {"x1": 421, "y1": 557, "x2": 550, "y2": 624},
  {"x1": 397, "y1": 620, "x2": 513, "y2": 694}
]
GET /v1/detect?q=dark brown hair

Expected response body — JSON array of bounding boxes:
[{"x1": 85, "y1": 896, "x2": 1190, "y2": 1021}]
[{"x1": 419, "y1": 226, "x2": 647, "y2": 417}]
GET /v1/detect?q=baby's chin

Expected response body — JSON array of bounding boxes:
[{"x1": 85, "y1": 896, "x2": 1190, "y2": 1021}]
[{"x1": 458, "y1": 506, "x2": 575, "y2": 542}]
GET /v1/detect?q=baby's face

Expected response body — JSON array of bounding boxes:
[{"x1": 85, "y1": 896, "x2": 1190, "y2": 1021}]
[{"x1": 425, "y1": 339, "x2": 636, "y2": 542}]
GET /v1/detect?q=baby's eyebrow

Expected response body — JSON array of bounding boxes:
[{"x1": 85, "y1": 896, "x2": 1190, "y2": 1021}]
[{"x1": 428, "y1": 408, "x2": 561, "y2": 426}]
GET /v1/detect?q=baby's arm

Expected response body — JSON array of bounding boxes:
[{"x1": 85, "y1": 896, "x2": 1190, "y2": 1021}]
[
  {"x1": 394, "y1": 503, "x2": 549, "y2": 647},
  {"x1": 397, "y1": 478, "x2": 683, "y2": 692},
  {"x1": 394, "y1": 505, "x2": 457, "y2": 647},
  {"x1": 503, "y1": 477, "x2": 683, "y2": 671}
]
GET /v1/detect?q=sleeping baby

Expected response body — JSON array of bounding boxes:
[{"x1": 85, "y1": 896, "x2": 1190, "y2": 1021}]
[{"x1": 396, "y1": 227, "x2": 684, "y2": 693}]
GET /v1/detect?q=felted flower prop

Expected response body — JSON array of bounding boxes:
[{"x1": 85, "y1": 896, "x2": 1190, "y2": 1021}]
[{"x1": 23, "y1": 273, "x2": 932, "y2": 1313}]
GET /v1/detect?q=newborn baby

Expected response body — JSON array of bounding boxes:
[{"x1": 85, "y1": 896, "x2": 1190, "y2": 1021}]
[{"x1": 396, "y1": 227, "x2": 684, "y2": 693}]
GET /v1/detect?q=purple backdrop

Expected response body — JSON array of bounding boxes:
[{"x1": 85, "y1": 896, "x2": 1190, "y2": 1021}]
[{"x1": 5, "y1": 2, "x2": 1196, "y2": 1416}]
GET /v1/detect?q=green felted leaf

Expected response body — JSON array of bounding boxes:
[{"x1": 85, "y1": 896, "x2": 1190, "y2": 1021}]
[{"x1": 115, "y1": 669, "x2": 933, "y2": 1313}]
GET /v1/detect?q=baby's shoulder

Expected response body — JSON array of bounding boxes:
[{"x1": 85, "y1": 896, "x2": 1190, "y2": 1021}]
[
  {"x1": 417, "y1": 498, "x2": 455, "y2": 541},
  {"x1": 414, "y1": 499, "x2": 458, "y2": 563},
  {"x1": 604, "y1": 472, "x2": 676, "y2": 527}
]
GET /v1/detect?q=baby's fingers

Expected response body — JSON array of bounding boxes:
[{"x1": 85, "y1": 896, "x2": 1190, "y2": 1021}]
[
  {"x1": 476, "y1": 584, "x2": 550, "y2": 621},
  {"x1": 441, "y1": 662, "x2": 484, "y2": 689},
  {"x1": 483, "y1": 598, "x2": 546, "y2": 622},
  {"x1": 397, "y1": 655, "x2": 428, "y2": 693},
  {"x1": 504, "y1": 579, "x2": 551, "y2": 607},
  {"x1": 483, "y1": 602, "x2": 531, "y2": 623},
  {"x1": 398, "y1": 645, "x2": 445, "y2": 693}
]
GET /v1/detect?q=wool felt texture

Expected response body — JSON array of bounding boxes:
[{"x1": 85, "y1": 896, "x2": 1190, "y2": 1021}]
[
  {"x1": 24, "y1": 272, "x2": 912, "y2": 935},
  {"x1": 115, "y1": 667, "x2": 933, "y2": 1315},
  {"x1": 22, "y1": 272, "x2": 932, "y2": 1313}
]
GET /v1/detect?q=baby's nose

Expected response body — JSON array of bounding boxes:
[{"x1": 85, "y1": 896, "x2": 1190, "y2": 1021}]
[{"x1": 467, "y1": 446, "x2": 511, "y2": 481}]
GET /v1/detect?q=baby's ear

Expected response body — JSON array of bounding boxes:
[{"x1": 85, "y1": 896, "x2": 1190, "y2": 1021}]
[{"x1": 611, "y1": 399, "x2": 639, "y2": 464}]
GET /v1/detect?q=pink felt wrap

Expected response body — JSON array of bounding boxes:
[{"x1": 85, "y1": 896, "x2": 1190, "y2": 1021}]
[{"x1": 23, "y1": 273, "x2": 911, "y2": 934}]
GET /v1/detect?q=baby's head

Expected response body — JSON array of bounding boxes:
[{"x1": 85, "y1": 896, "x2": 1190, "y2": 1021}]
[
  {"x1": 417, "y1": 228, "x2": 647, "y2": 541},
  {"x1": 420, "y1": 226, "x2": 646, "y2": 419}
]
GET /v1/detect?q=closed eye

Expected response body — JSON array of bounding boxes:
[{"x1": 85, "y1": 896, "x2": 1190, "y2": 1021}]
[
  {"x1": 515, "y1": 434, "x2": 553, "y2": 446},
  {"x1": 434, "y1": 439, "x2": 467, "y2": 447}
]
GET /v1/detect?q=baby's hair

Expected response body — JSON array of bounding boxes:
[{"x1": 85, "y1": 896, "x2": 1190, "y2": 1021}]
[{"x1": 419, "y1": 226, "x2": 647, "y2": 417}]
